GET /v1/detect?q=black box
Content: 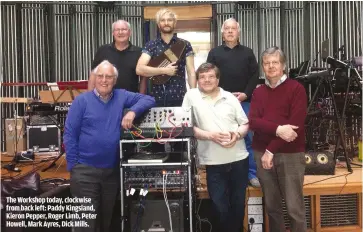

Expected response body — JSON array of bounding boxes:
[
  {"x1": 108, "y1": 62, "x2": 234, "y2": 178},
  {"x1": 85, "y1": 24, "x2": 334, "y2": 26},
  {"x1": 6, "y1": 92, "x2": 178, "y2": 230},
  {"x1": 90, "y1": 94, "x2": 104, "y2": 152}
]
[{"x1": 27, "y1": 125, "x2": 61, "y2": 152}]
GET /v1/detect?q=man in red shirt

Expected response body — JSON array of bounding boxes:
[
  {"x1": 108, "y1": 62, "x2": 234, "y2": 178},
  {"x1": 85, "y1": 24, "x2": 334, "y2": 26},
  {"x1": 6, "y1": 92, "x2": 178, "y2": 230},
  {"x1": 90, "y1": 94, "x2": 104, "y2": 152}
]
[{"x1": 249, "y1": 47, "x2": 307, "y2": 232}]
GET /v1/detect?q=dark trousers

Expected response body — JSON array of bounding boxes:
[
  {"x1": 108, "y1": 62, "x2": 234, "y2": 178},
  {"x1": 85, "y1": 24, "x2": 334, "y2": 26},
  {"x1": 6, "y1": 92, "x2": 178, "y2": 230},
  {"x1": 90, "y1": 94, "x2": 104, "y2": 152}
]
[
  {"x1": 206, "y1": 158, "x2": 249, "y2": 232},
  {"x1": 70, "y1": 163, "x2": 119, "y2": 232},
  {"x1": 254, "y1": 151, "x2": 307, "y2": 232}
]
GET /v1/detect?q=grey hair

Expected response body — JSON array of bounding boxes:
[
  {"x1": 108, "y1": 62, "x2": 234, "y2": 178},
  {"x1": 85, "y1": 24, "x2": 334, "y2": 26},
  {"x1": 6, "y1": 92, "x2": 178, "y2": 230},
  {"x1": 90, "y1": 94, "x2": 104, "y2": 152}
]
[
  {"x1": 112, "y1": 20, "x2": 131, "y2": 31},
  {"x1": 261, "y1": 46, "x2": 287, "y2": 71},
  {"x1": 92, "y1": 60, "x2": 118, "y2": 79},
  {"x1": 221, "y1": 18, "x2": 240, "y2": 33}
]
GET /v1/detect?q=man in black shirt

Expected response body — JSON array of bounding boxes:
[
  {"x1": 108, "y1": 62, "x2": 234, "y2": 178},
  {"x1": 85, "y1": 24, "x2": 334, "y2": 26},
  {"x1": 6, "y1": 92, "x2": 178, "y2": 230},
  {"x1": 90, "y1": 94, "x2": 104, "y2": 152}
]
[
  {"x1": 88, "y1": 20, "x2": 146, "y2": 93},
  {"x1": 207, "y1": 18, "x2": 260, "y2": 187}
]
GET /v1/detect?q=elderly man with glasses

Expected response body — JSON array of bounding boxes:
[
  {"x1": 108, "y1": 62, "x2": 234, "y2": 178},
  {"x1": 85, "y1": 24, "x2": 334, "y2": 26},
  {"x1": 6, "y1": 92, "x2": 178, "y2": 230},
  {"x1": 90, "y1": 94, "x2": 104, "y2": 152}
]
[
  {"x1": 249, "y1": 47, "x2": 307, "y2": 232},
  {"x1": 64, "y1": 60, "x2": 155, "y2": 232}
]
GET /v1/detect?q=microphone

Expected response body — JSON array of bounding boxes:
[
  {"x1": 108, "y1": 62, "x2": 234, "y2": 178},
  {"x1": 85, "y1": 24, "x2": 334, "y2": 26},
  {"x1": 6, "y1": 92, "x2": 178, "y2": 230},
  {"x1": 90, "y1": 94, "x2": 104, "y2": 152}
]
[{"x1": 296, "y1": 70, "x2": 330, "y2": 80}]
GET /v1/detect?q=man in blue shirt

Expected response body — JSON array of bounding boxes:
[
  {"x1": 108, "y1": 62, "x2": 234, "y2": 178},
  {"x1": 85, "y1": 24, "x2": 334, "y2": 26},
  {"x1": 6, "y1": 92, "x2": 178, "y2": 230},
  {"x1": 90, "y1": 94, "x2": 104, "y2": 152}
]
[
  {"x1": 64, "y1": 60, "x2": 155, "y2": 232},
  {"x1": 136, "y1": 8, "x2": 196, "y2": 107}
]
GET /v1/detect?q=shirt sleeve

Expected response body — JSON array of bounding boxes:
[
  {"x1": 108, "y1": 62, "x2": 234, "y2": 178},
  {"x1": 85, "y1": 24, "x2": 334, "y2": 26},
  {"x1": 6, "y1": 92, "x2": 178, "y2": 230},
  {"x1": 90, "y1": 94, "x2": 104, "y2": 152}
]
[
  {"x1": 91, "y1": 47, "x2": 103, "y2": 70},
  {"x1": 232, "y1": 96, "x2": 248, "y2": 125},
  {"x1": 266, "y1": 84, "x2": 308, "y2": 153},
  {"x1": 141, "y1": 40, "x2": 154, "y2": 57},
  {"x1": 244, "y1": 50, "x2": 260, "y2": 99},
  {"x1": 185, "y1": 41, "x2": 194, "y2": 57},
  {"x1": 124, "y1": 91, "x2": 156, "y2": 117},
  {"x1": 63, "y1": 96, "x2": 85, "y2": 171},
  {"x1": 182, "y1": 92, "x2": 191, "y2": 108},
  {"x1": 206, "y1": 49, "x2": 215, "y2": 64}
]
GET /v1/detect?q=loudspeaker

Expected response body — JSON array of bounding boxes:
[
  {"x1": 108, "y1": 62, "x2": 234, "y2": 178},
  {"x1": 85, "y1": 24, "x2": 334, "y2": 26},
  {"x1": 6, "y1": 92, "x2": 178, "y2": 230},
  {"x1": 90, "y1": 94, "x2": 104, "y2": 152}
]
[
  {"x1": 129, "y1": 199, "x2": 184, "y2": 232},
  {"x1": 305, "y1": 151, "x2": 335, "y2": 175}
]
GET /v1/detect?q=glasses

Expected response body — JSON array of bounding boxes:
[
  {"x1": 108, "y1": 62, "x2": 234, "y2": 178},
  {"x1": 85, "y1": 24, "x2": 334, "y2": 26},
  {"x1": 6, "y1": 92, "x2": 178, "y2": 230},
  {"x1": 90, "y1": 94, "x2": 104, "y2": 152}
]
[
  {"x1": 263, "y1": 61, "x2": 280, "y2": 66},
  {"x1": 113, "y1": 28, "x2": 129, "y2": 33},
  {"x1": 199, "y1": 76, "x2": 217, "y2": 81},
  {"x1": 96, "y1": 74, "x2": 115, "y2": 80}
]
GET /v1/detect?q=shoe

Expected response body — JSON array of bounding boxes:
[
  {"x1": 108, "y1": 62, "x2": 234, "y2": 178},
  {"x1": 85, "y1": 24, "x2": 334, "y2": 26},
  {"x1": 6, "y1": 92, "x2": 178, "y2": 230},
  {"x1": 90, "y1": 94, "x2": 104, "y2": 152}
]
[{"x1": 249, "y1": 177, "x2": 261, "y2": 187}]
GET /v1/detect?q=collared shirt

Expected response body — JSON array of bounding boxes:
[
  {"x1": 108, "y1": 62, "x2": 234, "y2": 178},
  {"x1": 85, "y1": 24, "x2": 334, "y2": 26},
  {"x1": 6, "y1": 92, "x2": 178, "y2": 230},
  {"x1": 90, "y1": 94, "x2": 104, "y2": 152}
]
[
  {"x1": 142, "y1": 34, "x2": 194, "y2": 105},
  {"x1": 182, "y1": 88, "x2": 249, "y2": 165},
  {"x1": 207, "y1": 43, "x2": 259, "y2": 102},
  {"x1": 91, "y1": 42, "x2": 142, "y2": 92},
  {"x1": 265, "y1": 74, "x2": 288, "y2": 88},
  {"x1": 93, "y1": 88, "x2": 113, "y2": 103}
]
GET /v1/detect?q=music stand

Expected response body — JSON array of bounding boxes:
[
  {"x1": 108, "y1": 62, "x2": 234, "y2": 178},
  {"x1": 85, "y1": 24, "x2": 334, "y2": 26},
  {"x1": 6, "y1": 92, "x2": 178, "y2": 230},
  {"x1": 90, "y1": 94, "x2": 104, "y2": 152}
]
[{"x1": 41, "y1": 81, "x2": 87, "y2": 172}]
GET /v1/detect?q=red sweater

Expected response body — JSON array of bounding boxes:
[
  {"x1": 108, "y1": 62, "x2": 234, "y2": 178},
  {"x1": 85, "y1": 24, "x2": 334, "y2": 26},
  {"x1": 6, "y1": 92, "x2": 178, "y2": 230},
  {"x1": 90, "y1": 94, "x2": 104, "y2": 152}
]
[{"x1": 249, "y1": 78, "x2": 307, "y2": 154}]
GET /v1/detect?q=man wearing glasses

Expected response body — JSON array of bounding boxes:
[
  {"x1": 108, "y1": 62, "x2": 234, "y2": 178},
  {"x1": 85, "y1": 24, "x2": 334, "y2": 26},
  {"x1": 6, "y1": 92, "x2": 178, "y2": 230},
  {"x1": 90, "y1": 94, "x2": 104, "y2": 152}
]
[
  {"x1": 65, "y1": 60, "x2": 155, "y2": 232},
  {"x1": 182, "y1": 62, "x2": 249, "y2": 232},
  {"x1": 88, "y1": 20, "x2": 145, "y2": 94},
  {"x1": 207, "y1": 18, "x2": 260, "y2": 188}
]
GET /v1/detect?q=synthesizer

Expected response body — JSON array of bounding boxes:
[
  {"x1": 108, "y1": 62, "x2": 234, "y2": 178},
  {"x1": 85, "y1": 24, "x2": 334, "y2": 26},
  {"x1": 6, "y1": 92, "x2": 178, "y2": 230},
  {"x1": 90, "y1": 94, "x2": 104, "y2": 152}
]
[
  {"x1": 122, "y1": 106, "x2": 194, "y2": 139},
  {"x1": 123, "y1": 165, "x2": 188, "y2": 190}
]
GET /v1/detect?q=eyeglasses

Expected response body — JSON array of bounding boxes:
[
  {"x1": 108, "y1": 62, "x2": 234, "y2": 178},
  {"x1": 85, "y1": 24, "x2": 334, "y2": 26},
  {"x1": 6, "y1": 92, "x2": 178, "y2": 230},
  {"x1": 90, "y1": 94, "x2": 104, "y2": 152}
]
[
  {"x1": 113, "y1": 28, "x2": 129, "y2": 33},
  {"x1": 96, "y1": 74, "x2": 115, "y2": 80},
  {"x1": 263, "y1": 61, "x2": 280, "y2": 66},
  {"x1": 199, "y1": 76, "x2": 217, "y2": 81}
]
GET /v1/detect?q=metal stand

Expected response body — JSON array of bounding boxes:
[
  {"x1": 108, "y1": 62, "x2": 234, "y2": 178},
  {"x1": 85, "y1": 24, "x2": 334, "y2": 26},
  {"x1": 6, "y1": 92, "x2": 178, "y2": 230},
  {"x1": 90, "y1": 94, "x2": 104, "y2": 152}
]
[
  {"x1": 307, "y1": 76, "x2": 353, "y2": 173},
  {"x1": 332, "y1": 66, "x2": 362, "y2": 164}
]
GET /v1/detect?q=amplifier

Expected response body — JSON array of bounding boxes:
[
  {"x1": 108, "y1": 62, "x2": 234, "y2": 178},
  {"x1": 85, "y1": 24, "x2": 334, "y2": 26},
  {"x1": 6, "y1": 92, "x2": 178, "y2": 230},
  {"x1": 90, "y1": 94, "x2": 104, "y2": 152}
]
[
  {"x1": 123, "y1": 107, "x2": 194, "y2": 139},
  {"x1": 129, "y1": 199, "x2": 184, "y2": 232},
  {"x1": 124, "y1": 166, "x2": 188, "y2": 190},
  {"x1": 27, "y1": 125, "x2": 61, "y2": 152},
  {"x1": 305, "y1": 151, "x2": 335, "y2": 175}
]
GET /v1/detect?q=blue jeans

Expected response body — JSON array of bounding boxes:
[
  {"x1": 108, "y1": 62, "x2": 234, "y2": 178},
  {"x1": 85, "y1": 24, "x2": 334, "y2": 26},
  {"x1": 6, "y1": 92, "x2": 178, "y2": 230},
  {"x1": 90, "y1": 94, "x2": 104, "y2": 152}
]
[
  {"x1": 206, "y1": 158, "x2": 249, "y2": 232},
  {"x1": 241, "y1": 102, "x2": 257, "y2": 180}
]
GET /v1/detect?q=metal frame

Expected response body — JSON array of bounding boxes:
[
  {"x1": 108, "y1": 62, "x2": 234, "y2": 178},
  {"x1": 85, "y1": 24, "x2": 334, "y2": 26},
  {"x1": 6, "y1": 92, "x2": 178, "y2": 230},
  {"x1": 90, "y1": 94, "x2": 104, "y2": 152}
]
[{"x1": 119, "y1": 138, "x2": 194, "y2": 232}]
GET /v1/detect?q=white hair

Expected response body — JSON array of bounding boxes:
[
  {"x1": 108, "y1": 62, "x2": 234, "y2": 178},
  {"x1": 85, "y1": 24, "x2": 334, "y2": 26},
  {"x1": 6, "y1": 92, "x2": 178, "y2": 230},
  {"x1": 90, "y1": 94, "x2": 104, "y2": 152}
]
[
  {"x1": 221, "y1": 18, "x2": 241, "y2": 33},
  {"x1": 92, "y1": 60, "x2": 118, "y2": 79},
  {"x1": 112, "y1": 20, "x2": 131, "y2": 31}
]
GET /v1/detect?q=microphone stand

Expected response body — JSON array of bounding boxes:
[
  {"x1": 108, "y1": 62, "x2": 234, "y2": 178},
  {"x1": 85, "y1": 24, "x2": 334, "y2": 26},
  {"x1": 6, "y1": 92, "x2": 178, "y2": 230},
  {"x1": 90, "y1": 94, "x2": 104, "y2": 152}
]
[{"x1": 307, "y1": 74, "x2": 353, "y2": 173}]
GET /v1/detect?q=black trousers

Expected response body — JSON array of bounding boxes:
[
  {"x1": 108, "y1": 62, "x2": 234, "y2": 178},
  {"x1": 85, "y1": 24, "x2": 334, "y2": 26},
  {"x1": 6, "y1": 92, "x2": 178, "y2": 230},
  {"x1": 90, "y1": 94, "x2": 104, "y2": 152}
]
[{"x1": 70, "y1": 163, "x2": 119, "y2": 232}]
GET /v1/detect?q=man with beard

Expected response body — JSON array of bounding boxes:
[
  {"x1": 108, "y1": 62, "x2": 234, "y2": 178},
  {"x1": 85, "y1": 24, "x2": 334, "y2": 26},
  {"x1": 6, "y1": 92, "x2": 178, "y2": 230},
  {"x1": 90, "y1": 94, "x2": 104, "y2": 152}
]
[
  {"x1": 88, "y1": 20, "x2": 145, "y2": 93},
  {"x1": 136, "y1": 8, "x2": 196, "y2": 107},
  {"x1": 207, "y1": 18, "x2": 260, "y2": 187}
]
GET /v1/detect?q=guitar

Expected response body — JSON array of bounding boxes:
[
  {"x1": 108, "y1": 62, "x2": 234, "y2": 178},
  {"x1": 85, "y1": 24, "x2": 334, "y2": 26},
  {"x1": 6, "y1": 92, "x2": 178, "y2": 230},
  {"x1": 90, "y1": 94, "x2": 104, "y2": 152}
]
[{"x1": 148, "y1": 40, "x2": 187, "y2": 85}]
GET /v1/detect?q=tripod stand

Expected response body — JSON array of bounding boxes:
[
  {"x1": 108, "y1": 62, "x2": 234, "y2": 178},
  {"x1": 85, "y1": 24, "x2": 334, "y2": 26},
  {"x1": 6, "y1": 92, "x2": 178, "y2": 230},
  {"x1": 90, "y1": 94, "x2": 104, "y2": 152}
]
[
  {"x1": 307, "y1": 74, "x2": 353, "y2": 173},
  {"x1": 331, "y1": 65, "x2": 362, "y2": 166}
]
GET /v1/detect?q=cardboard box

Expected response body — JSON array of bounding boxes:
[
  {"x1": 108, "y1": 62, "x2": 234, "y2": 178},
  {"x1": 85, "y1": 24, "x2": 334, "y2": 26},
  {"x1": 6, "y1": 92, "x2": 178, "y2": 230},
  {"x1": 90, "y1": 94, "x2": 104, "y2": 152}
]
[{"x1": 5, "y1": 118, "x2": 27, "y2": 155}]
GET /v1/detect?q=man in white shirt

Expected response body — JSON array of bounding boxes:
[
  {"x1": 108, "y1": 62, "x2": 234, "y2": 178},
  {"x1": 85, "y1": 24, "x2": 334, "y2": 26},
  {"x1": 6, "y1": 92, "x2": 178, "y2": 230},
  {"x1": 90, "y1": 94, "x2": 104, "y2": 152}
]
[{"x1": 182, "y1": 62, "x2": 249, "y2": 232}]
